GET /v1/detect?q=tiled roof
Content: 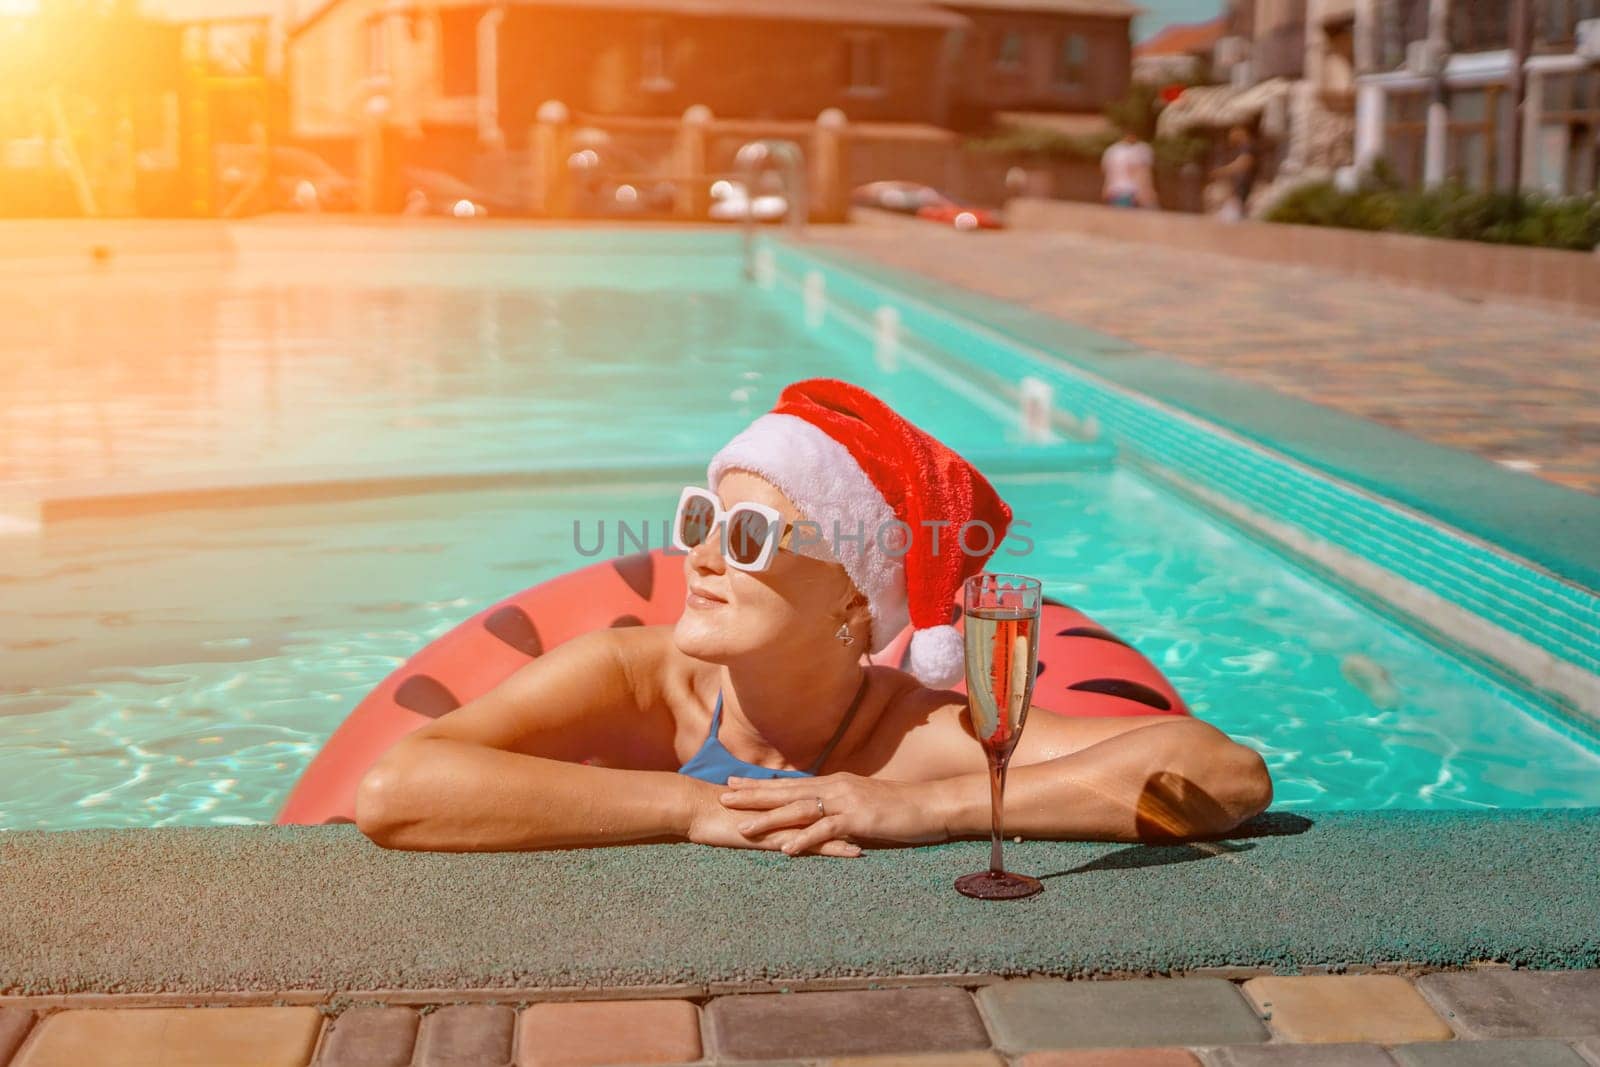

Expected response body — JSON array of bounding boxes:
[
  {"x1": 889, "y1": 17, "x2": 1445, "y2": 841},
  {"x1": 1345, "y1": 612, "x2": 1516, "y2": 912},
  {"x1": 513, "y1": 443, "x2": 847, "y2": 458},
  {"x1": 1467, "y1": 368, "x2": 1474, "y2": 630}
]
[
  {"x1": 296, "y1": 0, "x2": 969, "y2": 33},
  {"x1": 549, "y1": 0, "x2": 966, "y2": 25},
  {"x1": 938, "y1": 0, "x2": 1138, "y2": 15},
  {"x1": 1134, "y1": 15, "x2": 1225, "y2": 57}
]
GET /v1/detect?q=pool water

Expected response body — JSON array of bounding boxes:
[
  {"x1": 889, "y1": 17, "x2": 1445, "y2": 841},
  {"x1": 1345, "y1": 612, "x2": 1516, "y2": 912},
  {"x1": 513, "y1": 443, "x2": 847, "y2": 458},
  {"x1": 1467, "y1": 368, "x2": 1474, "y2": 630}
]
[
  {"x1": 0, "y1": 234, "x2": 1012, "y2": 487},
  {"x1": 2, "y1": 231, "x2": 1598, "y2": 829}
]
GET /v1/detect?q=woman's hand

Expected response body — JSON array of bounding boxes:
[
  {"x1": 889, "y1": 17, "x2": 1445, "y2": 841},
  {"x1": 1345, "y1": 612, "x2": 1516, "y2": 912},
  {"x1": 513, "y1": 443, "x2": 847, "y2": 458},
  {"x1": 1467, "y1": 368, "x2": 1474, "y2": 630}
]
[
  {"x1": 719, "y1": 772, "x2": 947, "y2": 855},
  {"x1": 685, "y1": 780, "x2": 863, "y2": 858}
]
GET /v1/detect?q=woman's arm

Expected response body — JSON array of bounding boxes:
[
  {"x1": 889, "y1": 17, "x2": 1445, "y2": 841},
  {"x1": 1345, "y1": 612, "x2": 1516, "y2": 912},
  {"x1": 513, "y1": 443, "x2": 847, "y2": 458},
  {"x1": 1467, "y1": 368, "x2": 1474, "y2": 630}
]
[
  {"x1": 354, "y1": 627, "x2": 863, "y2": 856},
  {"x1": 355, "y1": 627, "x2": 695, "y2": 851},
  {"x1": 357, "y1": 739, "x2": 702, "y2": 851},
  {"x1": 928, "y1": 717, "x2": 1272, "y2": 843},
  {"x1": 721, "y1": 715, "x2": 1271, "y2": 853}
]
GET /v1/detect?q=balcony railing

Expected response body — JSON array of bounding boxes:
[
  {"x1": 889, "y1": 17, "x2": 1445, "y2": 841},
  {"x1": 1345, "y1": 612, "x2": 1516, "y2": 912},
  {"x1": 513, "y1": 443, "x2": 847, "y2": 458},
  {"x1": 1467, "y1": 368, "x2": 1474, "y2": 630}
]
[
  {"x1": 1535, "y1": 0, "x2": 1600, "y2": 45},
  {"x1": 1451, "y1": 0, "x2": 1600, "y2": 53},
  {"x1": 1377, "y1": 0, "x2": 1430, "y2": 70},
  {"x1": 1451, "y1": 0, "x2": 1508, "y2": 51},
  {"x1": 1377, "y1": 0, "x2": 1599, "y2": 70}
]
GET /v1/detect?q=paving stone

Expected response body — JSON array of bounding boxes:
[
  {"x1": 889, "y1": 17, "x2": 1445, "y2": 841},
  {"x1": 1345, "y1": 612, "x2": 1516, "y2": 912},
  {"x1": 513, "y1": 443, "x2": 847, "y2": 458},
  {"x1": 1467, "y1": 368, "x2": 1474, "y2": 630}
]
[
  {"x1": 13, "y1": 1006, "x2": 322, "y2": 1067},
  {"x1": 977, "y1": 978, "x2": 1269, "y2": 1051},
  {"x1": 516, "y1": 999, "x2": 700, "y2": 1066},
  {"x1": 413, "y1": 1004, "x2": 515, "y2": 1067},
  {"x1": 0, "y1": 1009, "x2": 35, "y2": 1066},
  {"x1": 705, "y1": 987, "x2": 990, "y2": 1060},
  {"x1": 1242, "y1": 976, "x2": 1453, "y2": 1045},
  {"x1": 315, "y1": 1006, "x2": 418, "y2": 1066},
  {"x1": 1200, "y1": 1045, "x2": 1397, "y2": 1066},
  {"x1": 1391, "y1": 1039, "x2": 1592, "y2": 1067},
  {"x1": 1416, "y1": 970, "x2": 1600, "y2": 1039},
  {"x1": 1016, "y1": 1049, "x2": 1202, "y2": 1066},
  {"x1": 827, "y1": 1054, "x2": 1007, "y2": 1067}
]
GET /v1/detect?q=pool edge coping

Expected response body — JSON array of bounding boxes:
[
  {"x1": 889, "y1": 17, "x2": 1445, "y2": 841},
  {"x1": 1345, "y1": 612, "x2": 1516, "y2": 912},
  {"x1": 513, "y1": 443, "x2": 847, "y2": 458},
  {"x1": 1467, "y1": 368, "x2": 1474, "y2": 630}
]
[
  {"x1": 764, "y1": 235, "x2": 1600, "y2": 725},
  {"x1": 0, "y1": 961, "x2": 1523, "y2": 1010},
  {"x1": 0, "y1": 446, "x2": 1115, "y2": 529},
  {"x1": 781, "y1": 237, "x2": 1600, "y2": 596}
]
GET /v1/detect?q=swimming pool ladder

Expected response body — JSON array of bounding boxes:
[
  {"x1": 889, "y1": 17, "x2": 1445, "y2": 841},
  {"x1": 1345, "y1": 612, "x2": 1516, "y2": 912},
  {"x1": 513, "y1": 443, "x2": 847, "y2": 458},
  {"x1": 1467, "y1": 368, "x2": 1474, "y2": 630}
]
[{"x1": 733, "y1": 139, "x2": 807, "y2": 280}]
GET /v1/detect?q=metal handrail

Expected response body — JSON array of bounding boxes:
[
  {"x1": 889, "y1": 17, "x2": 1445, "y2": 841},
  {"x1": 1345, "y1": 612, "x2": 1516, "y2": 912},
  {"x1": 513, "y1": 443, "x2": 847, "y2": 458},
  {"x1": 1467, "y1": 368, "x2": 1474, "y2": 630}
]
[{"x1": 733, "y1": 138, "x2": 806, "y2": 279}]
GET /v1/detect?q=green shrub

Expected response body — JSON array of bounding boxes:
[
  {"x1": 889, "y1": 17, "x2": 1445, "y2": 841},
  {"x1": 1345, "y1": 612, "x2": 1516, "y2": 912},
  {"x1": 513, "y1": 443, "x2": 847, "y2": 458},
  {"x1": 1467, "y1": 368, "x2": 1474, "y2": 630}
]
[
  {"x1": 1267, "y1": 180, "x2": 1396, "y2": 231},
  {"x1": 1267, "y1": 169, "x2": 1600, "y2": 252},
  {"x1": 1153, "y1": 134, "x2": 1210, "y2": 170}
]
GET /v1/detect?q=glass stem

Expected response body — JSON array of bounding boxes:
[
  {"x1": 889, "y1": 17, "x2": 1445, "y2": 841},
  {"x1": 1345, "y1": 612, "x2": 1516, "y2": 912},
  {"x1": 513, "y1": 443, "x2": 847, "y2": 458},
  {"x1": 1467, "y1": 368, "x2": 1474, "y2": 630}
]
[{"x1": 988, "y1": 749, "x2": 1008, "y2": 875}]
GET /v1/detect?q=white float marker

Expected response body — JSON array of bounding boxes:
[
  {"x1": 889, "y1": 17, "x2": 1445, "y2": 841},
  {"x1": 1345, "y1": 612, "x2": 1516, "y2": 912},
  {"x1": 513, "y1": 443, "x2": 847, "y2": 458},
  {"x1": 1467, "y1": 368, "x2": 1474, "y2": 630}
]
[
  {"x1": 1019, "y1": 376, "x2": 1055, "y2": 443},
  {"x1": 803, "y1": 270, "x2": 826, "y2": 329},
  {"x1": 873, "y1": 306, "x2": 901, "y2": 372},
  {"x1": 753, "y1": 247, "x2": 776, "y2": 288}
]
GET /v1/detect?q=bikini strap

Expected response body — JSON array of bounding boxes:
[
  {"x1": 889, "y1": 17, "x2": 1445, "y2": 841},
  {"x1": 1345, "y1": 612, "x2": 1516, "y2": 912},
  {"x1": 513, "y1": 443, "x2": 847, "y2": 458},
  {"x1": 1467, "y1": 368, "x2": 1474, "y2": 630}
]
[{"x1": 805, "y1": 671, "x2": 871, "y2": 775}]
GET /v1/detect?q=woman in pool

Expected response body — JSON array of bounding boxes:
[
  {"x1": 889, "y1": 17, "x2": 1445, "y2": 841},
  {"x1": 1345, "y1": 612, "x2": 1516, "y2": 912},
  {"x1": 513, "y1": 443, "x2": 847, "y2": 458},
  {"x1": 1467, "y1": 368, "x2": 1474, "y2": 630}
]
[{"x1": 356, "y1": 378, "x2": 1272, "y2": 856}]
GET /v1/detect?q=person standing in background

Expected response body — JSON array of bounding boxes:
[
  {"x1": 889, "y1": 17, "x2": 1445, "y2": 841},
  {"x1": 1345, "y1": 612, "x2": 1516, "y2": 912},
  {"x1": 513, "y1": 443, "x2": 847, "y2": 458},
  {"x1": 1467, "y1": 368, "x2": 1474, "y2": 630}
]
[
  {"x1": 1100, "y1": 131, "x2": 1158, "y2": 209},
  {"x1": 1211, "y1": 125, "x2": 1260, "y2": 223}
]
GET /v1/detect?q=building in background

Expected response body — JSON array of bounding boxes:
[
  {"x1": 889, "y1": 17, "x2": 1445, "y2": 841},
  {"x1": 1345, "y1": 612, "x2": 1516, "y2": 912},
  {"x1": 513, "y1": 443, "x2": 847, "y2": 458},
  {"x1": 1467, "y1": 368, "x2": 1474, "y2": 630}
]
[
  {"x1": 1352, "y1": 0, "x2": 1600, "y2": 195},
  {"x1": 286, "y1": 0, "x2": 1135, "y2": 204},
  {"x1": 1155, "y1": 0, "x2": 1355, "y2": 213},
  {"x1": 942, "y1": 0, "x2": 1134, "y2": 128}
]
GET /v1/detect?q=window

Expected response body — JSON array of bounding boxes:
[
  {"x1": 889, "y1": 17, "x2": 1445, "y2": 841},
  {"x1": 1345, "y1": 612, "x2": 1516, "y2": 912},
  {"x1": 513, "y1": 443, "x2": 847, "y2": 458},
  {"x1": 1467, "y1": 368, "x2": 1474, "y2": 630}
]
[
  {"x1": 1383, "y1": 89, "x2": 1429, "y2": 187},
  {"x1": 1379, "y1": 0, "x2": 1430, "y2": 69},
  {"x1": 1450, "y1": 0, "x2": 1508, "y2": 52},
  {"x1": 994, "y1": 29, "x2": 1023, "y2": 71},
  {"x1": 1054, "y1": 33, "x2": 1087, "y2": 88},
  {"x1": 1445, "y1": 86, "x2": 1501, "y2": 189},
  {"x1": 1537, "y1": 0, "x2": 1600, "y2": 45},
  {"x1": 842, "y1": 33, "x2": 885, "y2": 94},
  {"x1": 641, "y1": 21, "x2": 673, "y2": 91},
  {"x1": 1539, "y1": 69, "x2": 1600, "y2": 194}
]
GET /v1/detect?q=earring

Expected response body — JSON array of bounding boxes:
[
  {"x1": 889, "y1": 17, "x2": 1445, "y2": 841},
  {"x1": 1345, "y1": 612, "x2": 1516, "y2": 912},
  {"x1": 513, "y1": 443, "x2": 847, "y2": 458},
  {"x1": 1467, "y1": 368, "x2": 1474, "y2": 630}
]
[{"x1": 835, "y1": 623, "x2": 855, "y2": 647}]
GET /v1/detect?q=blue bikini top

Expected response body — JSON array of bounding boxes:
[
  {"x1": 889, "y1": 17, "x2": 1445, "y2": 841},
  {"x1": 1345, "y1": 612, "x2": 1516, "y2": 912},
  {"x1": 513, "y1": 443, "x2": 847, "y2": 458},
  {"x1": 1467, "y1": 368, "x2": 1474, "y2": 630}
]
[{"x1": 677, "y1": 676, "x2": 869, "y2": 787}]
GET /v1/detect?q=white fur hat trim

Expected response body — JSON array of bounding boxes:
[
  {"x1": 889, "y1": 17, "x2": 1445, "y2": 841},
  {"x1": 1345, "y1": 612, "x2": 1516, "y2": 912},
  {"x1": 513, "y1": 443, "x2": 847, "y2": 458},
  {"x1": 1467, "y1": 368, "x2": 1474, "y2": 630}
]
[{"x1": 708, "y1": 413, "x2": 910, "y2": 655}]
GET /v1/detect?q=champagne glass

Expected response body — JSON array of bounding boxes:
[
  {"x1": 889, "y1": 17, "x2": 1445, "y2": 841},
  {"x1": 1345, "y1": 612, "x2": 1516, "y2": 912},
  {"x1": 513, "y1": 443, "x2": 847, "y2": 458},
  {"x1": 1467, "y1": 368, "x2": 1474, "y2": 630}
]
[{"x1": 955, "y1": 572, "x2": 1044, "y2": 901}]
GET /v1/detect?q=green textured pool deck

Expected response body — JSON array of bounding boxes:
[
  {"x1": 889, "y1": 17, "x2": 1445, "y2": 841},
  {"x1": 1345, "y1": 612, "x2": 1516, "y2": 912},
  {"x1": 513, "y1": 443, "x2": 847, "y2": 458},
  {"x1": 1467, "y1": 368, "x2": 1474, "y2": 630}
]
[{"x1": 1, "y1": 812, "x2": 1596, "y2": 997}]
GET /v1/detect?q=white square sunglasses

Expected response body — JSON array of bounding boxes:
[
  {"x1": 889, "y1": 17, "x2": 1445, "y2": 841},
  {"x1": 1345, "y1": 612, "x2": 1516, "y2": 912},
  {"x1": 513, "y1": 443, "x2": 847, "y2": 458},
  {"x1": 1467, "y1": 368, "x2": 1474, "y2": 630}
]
[{"x1": 672, "y1": 486, "x2": 802, "y2": 573}]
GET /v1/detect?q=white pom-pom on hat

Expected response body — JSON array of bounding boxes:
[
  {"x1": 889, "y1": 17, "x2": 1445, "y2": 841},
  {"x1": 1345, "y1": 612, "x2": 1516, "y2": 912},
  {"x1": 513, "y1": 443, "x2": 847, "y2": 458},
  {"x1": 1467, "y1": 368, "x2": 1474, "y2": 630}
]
[{"x1": 907, "y1": 624, "x2": 965, "y2": 689}]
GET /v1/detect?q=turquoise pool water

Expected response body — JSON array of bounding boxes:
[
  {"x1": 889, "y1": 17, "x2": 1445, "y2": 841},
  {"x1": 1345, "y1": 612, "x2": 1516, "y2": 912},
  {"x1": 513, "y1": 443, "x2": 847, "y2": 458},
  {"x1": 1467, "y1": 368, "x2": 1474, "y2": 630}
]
[{"x1": 2, "y1": 230, "x2": 1598, "y2": 829}]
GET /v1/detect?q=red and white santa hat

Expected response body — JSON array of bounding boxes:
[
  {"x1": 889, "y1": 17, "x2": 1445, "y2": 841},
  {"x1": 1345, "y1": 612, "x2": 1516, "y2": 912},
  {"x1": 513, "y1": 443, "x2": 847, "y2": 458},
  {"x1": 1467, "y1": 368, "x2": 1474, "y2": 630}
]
[{"x1": 707, "y1": 378, "x2": 1013, "y2": 688}]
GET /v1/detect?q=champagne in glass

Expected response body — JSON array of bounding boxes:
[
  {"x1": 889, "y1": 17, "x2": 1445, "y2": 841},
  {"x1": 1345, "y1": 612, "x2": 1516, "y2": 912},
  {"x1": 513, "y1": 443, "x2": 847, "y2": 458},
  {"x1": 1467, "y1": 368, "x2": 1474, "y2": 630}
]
[{"x1": 955, "y1": 572, "x2": 1044, "y2": 901}]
